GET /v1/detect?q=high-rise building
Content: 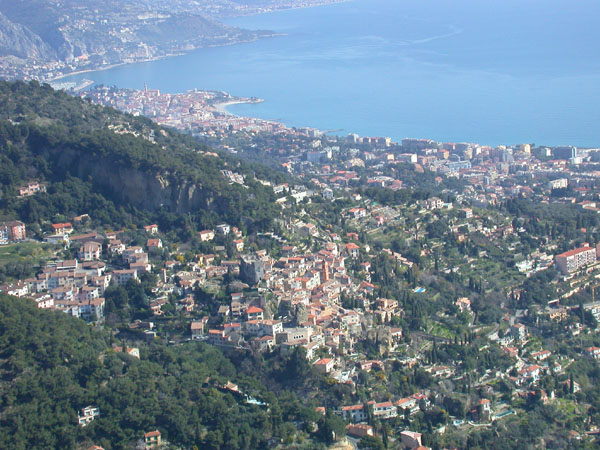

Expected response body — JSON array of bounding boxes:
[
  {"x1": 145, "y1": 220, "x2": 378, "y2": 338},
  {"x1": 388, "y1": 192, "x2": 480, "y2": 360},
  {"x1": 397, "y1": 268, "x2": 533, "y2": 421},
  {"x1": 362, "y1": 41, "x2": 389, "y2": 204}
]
[{"x1": 555, "y1": 245, "x2": 596, "y2": 274}]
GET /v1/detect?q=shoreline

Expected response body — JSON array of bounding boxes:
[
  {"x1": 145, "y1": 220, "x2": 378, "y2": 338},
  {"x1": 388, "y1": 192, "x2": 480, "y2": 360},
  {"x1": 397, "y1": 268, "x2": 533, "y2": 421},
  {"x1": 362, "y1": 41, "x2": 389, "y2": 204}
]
[
  {"x1": 46, "y1": 0, "x2": 345, "y2": 84},
  {"x1": 213, "y1": 98, "x2": 264, "y2": 115},
  {"x1": 48, "y1": 53, "x2": 184, "y2": 82},
  {"x1": 220, "y1": 0, "x2": 349, "y2": 20},
  {"x1": 48, "y1": 34, "x2": 286, "y2": 84}
]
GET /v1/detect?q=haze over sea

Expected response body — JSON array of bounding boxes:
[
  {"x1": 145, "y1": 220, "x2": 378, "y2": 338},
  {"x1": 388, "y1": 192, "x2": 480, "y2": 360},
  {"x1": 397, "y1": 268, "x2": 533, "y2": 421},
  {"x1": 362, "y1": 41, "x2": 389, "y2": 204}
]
[{"x1": 64, "y1": 0, "x2": 600, "y2": 147}]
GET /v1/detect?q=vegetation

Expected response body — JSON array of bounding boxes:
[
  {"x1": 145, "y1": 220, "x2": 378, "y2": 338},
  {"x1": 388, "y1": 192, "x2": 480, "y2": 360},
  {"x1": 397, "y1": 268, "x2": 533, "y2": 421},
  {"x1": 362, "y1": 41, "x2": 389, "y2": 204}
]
[
  {"x1": 0, "y1": 80, "x2": 285, "y2": 235},
  {"x1": 0, "y1": 294, "x2": 341, "y2": 449}
]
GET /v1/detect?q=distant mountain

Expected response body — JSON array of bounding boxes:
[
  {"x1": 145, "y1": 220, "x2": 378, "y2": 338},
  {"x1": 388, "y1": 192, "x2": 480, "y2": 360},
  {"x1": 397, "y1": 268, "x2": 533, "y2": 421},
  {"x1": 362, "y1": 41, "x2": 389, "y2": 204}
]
[
  {"x1": 0, "y1": 0, "x2": 273, "y2": 75},
  {"x1": 0, "y1": 80, "x2": 285, "y2": 234},
  {"x1": 0, "y1": 11, "x2": 55, "y2": 60}
]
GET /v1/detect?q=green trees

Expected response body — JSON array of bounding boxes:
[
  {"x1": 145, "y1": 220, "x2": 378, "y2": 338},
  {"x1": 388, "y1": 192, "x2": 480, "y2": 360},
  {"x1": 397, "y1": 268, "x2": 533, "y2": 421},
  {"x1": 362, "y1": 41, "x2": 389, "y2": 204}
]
[
  {"x1": 315, "y1": 410, "x2": 346, "y2": 445},
  {"x1": 0, "y1": 80, "x2": 282, "y2": 236},
  {"x1": 357, "y1": 435, "x2": 385, "y2": 450},
  {"x1": 0, "y1": 294, "x2": 351, "y2": 449}
]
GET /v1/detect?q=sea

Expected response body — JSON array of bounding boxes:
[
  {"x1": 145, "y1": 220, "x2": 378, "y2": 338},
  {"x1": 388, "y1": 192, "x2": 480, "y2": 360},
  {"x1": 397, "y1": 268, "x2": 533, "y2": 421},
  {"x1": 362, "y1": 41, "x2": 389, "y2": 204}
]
[{"x1": 61, "y1": 0, "x2": 600, "y2": 147}]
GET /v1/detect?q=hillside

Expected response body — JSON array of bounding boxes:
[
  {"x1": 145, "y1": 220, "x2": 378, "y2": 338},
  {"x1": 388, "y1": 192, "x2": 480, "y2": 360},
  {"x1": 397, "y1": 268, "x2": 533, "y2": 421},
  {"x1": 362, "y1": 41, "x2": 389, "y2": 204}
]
[
  {"x1": 0, "y1": 80, "x2": 283, "y2": 234},
  {"x1": 0, "y1": 294, "x2": 336, "y2": 449},
  {"x1": 0, "y1": 0, "x2": 268, "y2": 65}
]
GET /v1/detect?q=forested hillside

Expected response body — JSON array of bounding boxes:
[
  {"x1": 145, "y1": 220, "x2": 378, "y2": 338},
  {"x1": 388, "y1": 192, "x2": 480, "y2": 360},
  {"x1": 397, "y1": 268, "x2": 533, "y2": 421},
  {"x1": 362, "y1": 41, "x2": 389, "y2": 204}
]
[
  {"x1": 0, "y1": 80, "x2": 284, "y2": 235},
  {"x1": 0, "y1": 294, "x2": 342, "y2": 449}
]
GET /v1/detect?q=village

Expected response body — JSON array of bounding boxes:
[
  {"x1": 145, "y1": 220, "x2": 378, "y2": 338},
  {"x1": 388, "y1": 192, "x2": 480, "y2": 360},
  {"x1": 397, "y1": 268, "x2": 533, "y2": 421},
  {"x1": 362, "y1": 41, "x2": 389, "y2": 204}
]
[
  {"x1": 4, "y1": 148, "x2": 600, "y2": 446},
  {"x1": 3, "y1": 86, "x2": 600, "y2": 448}
]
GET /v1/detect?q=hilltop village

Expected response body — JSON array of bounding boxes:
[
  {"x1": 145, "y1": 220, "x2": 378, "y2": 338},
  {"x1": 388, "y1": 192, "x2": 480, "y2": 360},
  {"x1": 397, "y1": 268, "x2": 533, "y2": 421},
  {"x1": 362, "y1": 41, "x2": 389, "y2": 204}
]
[{"x1": 3, "y1": 83, "x2": 600, "y2": 449}]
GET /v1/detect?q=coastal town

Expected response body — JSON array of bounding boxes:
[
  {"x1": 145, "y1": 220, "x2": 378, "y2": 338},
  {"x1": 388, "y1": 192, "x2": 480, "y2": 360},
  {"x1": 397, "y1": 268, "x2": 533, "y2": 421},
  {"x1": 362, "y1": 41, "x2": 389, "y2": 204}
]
[
  {"x1": 2, "y1": 83, "x2": 600, "y2": 448},
  {"x1": 0, "y1": 0, "x2": 598, "y2": 446}
]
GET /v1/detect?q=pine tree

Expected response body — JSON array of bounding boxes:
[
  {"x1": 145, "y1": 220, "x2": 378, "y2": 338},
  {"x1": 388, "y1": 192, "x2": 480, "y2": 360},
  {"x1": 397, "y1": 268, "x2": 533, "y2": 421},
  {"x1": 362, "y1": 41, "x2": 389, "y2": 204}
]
[
  {"x1": 569, "y1": 373, "x2": 575, "y2": 395},
  {"x1": 382, "y1": 424, "x2": 389, "y2": 449}
]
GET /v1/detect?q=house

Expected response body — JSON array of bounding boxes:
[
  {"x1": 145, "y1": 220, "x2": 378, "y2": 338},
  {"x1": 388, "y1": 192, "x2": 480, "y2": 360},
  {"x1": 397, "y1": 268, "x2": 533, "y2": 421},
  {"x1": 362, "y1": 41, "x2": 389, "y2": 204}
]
[
  {"x1": 18, "y1": 182, "x2": 46, "y2": 197},
  {"x1": 346, "y1": 424, "x2": 374, "y2": 439},
  {"x1": 51, "y1": 222, "x2": 73, "y2": 235},
  {"x1": 123, "y1": 246, "x2": 145, "y2": 263},
  {"x1": 561, "y1": 379, "x2": 581, "y2": 393},
  {"x1": 30, "y1": 293, "x2": 54, "y2": 309},
  {"x1": 337, "y1": 404, "x2": 368, "y2": 423},
  {"x1": 130, "y1": 260, "x2": 151, "y2": 273},
  {"x1": 347, "y1": 207, "x2": 367, "y2": 219},
  {"x1": 147, "y1": 239, "x2": 163, "y2": 250},
  {"x1": 344, "y1": 243, "x2": 360, "y2": 258},
  {"x1": 144, "y1": 430, "x2": 162, "y2": 449},
  {"x1": 208, "y1": 329, "x2": 231, "y2": 346},
  {"x1": 276, "y1": 327, "x2": 312, "y2": 344},
  {"x1": 233, "y1": 239, "x2": 244, "y2": 252},
  {"x1": 78, "y1": 405, "x2": 100, "y2": 426},
  {"x1": 584, "y1": 346, "x2": 600, "y2": 360},
  {"x1": 144, "y1": 224, "x2": 159, "y2": 234},
  {"x1": 530, "y1": 350, "x2": 551, "y2": 362},
  {"x1": 584, "y1": 302, "x2": 600, "y2": 322},
  {"x1": 460, "y1": 208, "x2": 473, "y2": 219},
  {"x1": 198, "y1": 230, "x2": 215, "y2": 242},
  {"x1": 150, "y1": 299, "x2": 168, "y2": 316},
  {"x1": 112, "y1": 269, "x2": 138, "y2": 286},
  {"x1": 190, "y1": 318, "x2": 207, "y2": 338},
  {"x1": 1, "y1": 281, "x2": 29, "y2": 297},
  {"x1": 429, "y1": 365, "x2": 453, "y2": 378},
  {"x1": 372, "y1": 401, "x2": 397, "y2": 419},
  {"x1": 396, "y1": 397, "x2": 419, "y2": 415},
  {"x1": 79, "y1": 241, "x2": 102, "y2": 261},
  {"x1": 518, "y1": 365, "x2": 542, "y2": 381},
  {"x1": 313, "y1": 358, "x2": 335, "y2": 374},
  {"x1": 108, "y1": 239, "x2": 126, "y2": 254},
  {"x1": 255, "y1": 335, "x2": 275, "y2": 351},
  {"x1": 455, "y1": 297, "x2": 471, "y2": 312},
  {"x1": 217, "y1": 305, "x2": 230, "y2": 318},
  {"x1": 400, "y1": 430, "x2": 423, "y2": 448},
  {"x1": 424, "y1": 197, "x2": 444, "y2": 210},
  {"x1": 359, "y1": 281, "x2": 375, "y2": 294},
  {"x1": 246, "y1": 306, "x2": 264, "y2": 321},
  {"x1": 216, "y1": 224, "x2": 231, "y2": 235},
  {"x1": 80, "y1": 297, "x2": 105, "y2": 322},
  {"x1": 479, "y1": 398, "x2": 492, "y2": 420},
  {"x1": 257, "y1": 319, "x2": 283, "y2": 337},
  {"x1": 73, "y1": 214, "x2": 90, "y2": 224}
]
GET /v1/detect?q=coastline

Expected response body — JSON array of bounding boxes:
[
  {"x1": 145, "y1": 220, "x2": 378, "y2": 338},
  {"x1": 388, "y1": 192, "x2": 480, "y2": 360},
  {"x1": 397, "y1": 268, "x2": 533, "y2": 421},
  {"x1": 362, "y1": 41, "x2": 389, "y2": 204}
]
[
  {"x1": 48, "y1": 34, "x2": 286, "y2": 84},
  {"x1": 213, "y1": 98, "x2": 264, "y2": 115},
  {"x1": 48, "y1": 53, "x2": 185, "y2": 82},
  {"x1": 220, "y1": 0, "x2": 350, "y2": 19},
  {"x1": 46, "y1": 0, "x2": 345, "y2": 84}
]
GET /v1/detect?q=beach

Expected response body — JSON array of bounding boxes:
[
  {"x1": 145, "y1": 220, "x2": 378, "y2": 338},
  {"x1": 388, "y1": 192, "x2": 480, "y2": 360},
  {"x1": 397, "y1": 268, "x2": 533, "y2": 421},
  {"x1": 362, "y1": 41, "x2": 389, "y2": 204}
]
[{"x1": 213, "y1": 98, "x2": 264, "y2": 115}]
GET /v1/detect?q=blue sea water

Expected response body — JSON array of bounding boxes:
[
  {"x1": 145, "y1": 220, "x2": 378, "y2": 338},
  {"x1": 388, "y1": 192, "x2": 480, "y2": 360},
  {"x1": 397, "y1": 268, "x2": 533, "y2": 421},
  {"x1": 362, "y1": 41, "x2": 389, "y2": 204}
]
[{"x1": 62, "y1": 0, "x2": 600, "y2": 147}]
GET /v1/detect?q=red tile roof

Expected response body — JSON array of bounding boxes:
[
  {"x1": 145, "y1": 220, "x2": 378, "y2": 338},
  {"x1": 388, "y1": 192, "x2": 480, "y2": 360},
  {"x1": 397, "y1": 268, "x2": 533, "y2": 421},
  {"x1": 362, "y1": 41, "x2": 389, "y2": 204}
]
[{"x1": 557, "y1": 246, "x2": 594, "y2": 258}]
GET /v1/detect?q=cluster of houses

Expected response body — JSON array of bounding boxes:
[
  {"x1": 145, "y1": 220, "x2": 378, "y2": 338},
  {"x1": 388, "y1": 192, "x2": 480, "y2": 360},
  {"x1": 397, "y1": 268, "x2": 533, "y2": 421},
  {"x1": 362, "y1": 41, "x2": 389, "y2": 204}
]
[
  {"x1": 333, "y1": 392, "x2": 431, "y2": 422},
  {"x1": 190, "y1": 239, "x2": 407, "y2": 365},
  {"x1": 0, "y1": 224, "x2": 162, "y2": 321}
]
